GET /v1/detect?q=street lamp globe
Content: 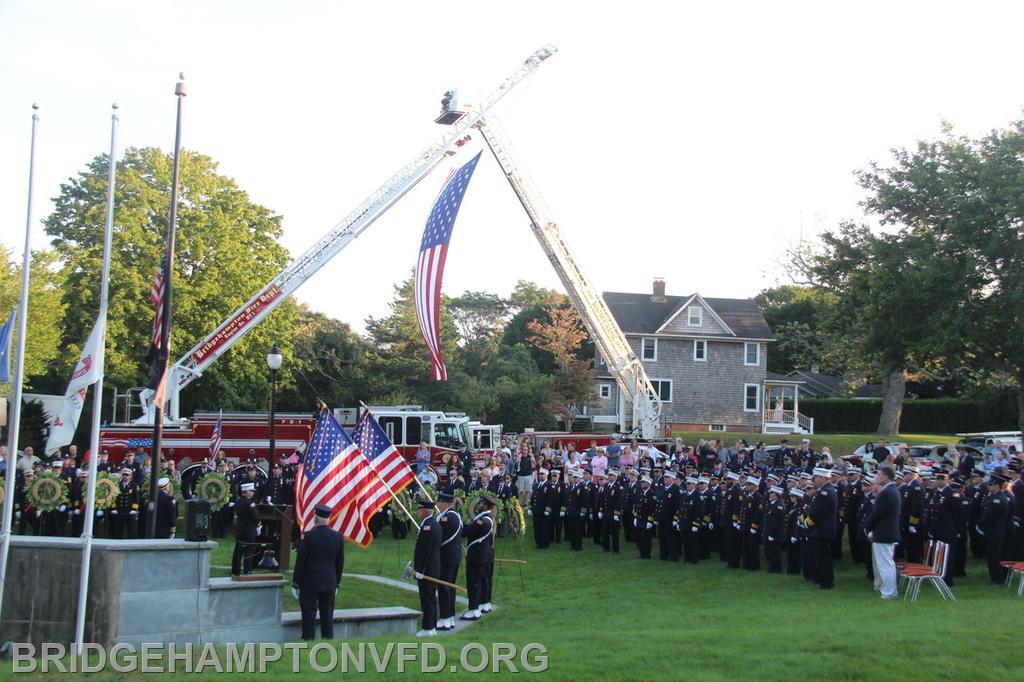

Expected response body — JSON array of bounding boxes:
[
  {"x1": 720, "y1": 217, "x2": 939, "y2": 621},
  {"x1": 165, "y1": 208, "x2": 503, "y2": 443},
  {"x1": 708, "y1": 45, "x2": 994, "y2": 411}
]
[{"x1": 266, "y1": 344, "x2": 283, "y2": 371}]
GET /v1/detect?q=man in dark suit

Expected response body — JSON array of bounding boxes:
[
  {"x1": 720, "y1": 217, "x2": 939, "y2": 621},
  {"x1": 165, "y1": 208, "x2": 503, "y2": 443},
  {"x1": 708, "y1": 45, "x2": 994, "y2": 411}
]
[
  {"x1": 292, "y1": 504, "x2": 345, "y2": 640},
  {"x1": 805, "y1": 467, "x2": 838, "y2": 589},
  {"x1": 863, "y1": 466, "x2": 901, "y2": 599},
  {"x1": 413, "y1": 498, "x2": 442, "y2": 637},
  {"x1": 435, "y1": 492, "x2": 463, "y2": 631},
  {"x1": 232, "y1": 482, "x2": 261, "y2": 575},
  {"x1": 153, "y1": 477, "x2": 177, "y2": 539}
]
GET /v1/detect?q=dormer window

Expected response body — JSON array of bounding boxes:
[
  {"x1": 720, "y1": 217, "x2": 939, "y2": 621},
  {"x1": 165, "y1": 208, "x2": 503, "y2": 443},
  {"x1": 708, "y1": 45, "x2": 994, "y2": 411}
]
[{"x1": 687, "y1": 306, "x2": 703, "y2": 326}]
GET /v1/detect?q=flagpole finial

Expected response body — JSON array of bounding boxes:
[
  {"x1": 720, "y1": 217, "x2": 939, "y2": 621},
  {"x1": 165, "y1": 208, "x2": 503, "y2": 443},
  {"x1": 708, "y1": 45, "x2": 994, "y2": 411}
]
[
  {"x1": 112, "y1": 103, "x2": 119, "y2": 110},
  {"x1": 31, "y1": 103, "x2": 39, "y2": 110},
  {"x1": 175, "y1": 73, "x2": 187, "y2": 98}
]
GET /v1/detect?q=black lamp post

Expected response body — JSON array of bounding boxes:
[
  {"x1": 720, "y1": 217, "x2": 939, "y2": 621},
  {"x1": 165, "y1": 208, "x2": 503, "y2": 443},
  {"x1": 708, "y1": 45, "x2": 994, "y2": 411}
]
[{"x1": 266, "y1": 344, "x2": 282, "y2": 462}]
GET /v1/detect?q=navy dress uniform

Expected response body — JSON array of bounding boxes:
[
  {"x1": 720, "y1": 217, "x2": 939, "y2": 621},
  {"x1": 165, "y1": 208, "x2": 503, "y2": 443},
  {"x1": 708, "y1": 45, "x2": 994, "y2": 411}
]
[
  {"x1": 232, "y1": 482, "x2": 261, "y2": 575},
  {"x1": 656, "y1": 473, "x2": 680, "y2": 561},
  {"x1": 785, "y1": 489, "x2": 804, "y2": 575},
  {"x1": 292, "y1": 504, "x2": 345, "y2": 640},
  {"x1": 436, "y1": 492, "x2": 463, "y2": 631},
  {"x1": 978, "y1": 473, "x2": 1011, "y2": 584},
  {"x1": 805, "y1": 469, "x2": 838, "y2": 589},
  {"x1": 462, "y1": 494, "x2": 496, "y2": 621},
  {"x1": 565, "y1": 471, "x2": 588, "y2": 551},
  {"x1": 925, "y1": 473, "x2": 958, "y2": 586},
  {"x1": 634, "y1": 477, "x2": 655, "y2": 559},
  {"x1": 900, "y1": 473, "x2": 926, "y2": 563},
  {"x1": 413, "y1": 498, "x2": 443, "y2": 636},
  {"x1": 153, "y1": 477, "x2": 177, "y2": 539},
  {"x1": 600, "y1": 471, "x2": 623, "y2": 554},
  {"x1": 763, "y1": 486, "x2": 786, "y2": 573},
  {"x1": 680, "y1": 478, "x2": 703, "y2": 564},
  {"x1": 111, "y1": 468, "x2": 141, "y2": 539},
  {"x1": 740, "y1": 478, "x2": 763, "y2": 571},
  {"x1": 529, "y1": 470, "x2": 549, "y2": 549}
]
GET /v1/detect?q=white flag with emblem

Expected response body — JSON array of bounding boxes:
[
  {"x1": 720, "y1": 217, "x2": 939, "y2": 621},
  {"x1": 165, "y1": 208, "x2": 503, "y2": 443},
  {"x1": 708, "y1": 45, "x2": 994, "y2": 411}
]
[{"x1": 45, "y1": 316, "x2": 104, "y2": 454}]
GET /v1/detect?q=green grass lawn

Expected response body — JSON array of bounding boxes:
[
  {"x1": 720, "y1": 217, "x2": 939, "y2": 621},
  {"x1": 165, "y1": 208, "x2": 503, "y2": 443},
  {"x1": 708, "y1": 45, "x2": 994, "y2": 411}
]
[{"x1": 5, "y1": 432, "x2": 1020, "y2": 681}]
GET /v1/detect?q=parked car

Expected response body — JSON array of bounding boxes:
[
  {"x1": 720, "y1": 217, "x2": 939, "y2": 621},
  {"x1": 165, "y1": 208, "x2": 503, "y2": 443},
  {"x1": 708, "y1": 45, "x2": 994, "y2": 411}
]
[
  {"x1": 842, "y1": 442, "x2": 907, "y2": 469},
  {"x1": 957, "y1": 432, "x2": 1021, "y2": 449}
]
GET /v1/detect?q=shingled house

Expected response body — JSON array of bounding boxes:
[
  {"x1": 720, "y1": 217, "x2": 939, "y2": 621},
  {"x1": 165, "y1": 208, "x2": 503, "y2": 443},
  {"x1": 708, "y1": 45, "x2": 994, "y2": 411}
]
[{"x1": 591, "y1": 279, "x2": 809, "y2": 434}]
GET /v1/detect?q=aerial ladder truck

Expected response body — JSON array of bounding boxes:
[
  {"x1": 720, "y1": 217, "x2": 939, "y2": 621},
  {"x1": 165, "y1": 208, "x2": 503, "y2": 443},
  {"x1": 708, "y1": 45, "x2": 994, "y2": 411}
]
[{"x1": 135, "y1": 44, "x2": 661, "y2": 439}]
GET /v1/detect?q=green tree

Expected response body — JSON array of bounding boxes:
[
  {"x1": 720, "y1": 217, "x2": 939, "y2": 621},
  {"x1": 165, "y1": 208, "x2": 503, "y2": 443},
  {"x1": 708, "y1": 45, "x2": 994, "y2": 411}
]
[
  {"x1": 0, "y1": 248, "x2": 67, "y2": 394},
  {"x1": 858, "y1": 119, "x2": 1024, "y2": 431},
  {"x1": 527, "y1": 301, "x2": 596, "y2": 430},
  {"x1": 42, "y1": 147, "x2": 299, "y2": 413},
  {"x1": 449, "y1": 291, "x2": 509, "y2": 377}
]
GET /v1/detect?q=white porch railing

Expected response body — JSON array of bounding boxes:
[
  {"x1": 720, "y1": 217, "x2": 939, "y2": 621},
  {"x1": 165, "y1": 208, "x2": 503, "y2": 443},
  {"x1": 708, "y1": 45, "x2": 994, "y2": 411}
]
[{"x1": 762, "y1": 409, "x2": 814, "y2": 434}]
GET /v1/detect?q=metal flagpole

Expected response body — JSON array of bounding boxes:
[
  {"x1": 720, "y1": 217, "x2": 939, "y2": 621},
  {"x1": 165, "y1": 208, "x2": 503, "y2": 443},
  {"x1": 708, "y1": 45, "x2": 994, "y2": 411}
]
[
  {"x1": 0, "y1": 103, "x2": 40, "y2": 624},
  {"x1": 147, "y1": 76, "x2": 186, "y2": 539},
  {"x1": 369, "y1": 466, "x2": 419, "y2": 527},
  {"x1": 74, "y1": 104, "x2": 119, "y2": 650},
  {"x1": 359, "y1": 401, "x2": 434, "y2": 503}
]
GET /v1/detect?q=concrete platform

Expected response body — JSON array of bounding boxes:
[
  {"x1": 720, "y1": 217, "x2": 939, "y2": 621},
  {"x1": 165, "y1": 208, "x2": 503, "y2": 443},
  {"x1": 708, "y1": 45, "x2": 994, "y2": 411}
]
[{"x1": 280, "y1": 606, "x2": 420, "y2": 639}]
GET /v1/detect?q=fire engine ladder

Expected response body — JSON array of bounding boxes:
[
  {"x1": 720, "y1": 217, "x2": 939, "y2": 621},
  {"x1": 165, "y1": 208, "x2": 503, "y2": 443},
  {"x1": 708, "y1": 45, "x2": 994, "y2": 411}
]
[
  {"x1": 161, "y1": 45, "x2": 558, "y2": 421},
  {"x1": 475, "y1": 116, "x2": 663, "y2": 439}
]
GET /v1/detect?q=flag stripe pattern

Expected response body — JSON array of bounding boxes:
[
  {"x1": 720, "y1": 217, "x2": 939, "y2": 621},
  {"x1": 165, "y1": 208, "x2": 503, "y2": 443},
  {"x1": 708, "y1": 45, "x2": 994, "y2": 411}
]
[
  {"x1": 209, "y1": 411, "x2": 223, "y2": 457},
  {"x1": 414, "y1": 151, "x2": 482, "y2": 381},
  {"x1": 334, "y1": 412, "x2": 416, "y2": 547},
  {"x1": 294, "y1": 408, "x2": 365, "y2": 535},
  {"x1": 0, "y1": 307, "x2": 15, "y2": 383},
  {"x1": 149, "y1": 269, "x2": 165, "y2": 350},
  {"x1": 146, "y1": 255, "x2": 172, "y2": 408}
]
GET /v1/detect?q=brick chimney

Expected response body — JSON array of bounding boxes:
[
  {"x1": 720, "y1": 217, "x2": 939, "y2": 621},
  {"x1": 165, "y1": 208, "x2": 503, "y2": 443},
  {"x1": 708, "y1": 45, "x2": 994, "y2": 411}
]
[{"x1": 652, "y1": 277, "x2": 666, "y2": 300}]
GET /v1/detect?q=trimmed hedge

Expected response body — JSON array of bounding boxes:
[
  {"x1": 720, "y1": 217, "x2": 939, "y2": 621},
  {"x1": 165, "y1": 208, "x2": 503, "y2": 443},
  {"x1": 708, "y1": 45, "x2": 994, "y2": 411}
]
[{"x1": 800, "y1": 398, "x2": 1019, "y2": 434}]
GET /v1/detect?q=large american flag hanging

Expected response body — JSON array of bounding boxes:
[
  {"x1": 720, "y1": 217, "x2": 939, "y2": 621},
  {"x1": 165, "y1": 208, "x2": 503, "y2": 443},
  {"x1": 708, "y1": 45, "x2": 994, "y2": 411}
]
[
  {"x1": 414, "y1": 151, "x2": 483, "y2": 381},
  {"x1": 294, "y1": 408, "x2": 363, "y2": 534},
  {"x1": 335, "y1": 412, "x2": 415, "y2": 547}
]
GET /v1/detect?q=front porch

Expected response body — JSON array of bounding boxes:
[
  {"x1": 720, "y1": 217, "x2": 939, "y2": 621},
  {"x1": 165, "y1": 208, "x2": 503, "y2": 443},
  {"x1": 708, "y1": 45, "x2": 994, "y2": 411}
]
[{"x1": 762, "y1": 377, "x2": 814, "y2": 434}]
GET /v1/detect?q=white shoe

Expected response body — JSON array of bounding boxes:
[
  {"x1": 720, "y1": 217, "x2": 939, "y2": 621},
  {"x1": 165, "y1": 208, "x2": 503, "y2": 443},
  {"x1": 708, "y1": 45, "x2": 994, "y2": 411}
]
[
  {"x1": 459, "y1": 609, "x2": 481, "y2": 621},
  {"x1": 415, "y1": 629, "x2": 438, "y2": 637},
  {"x1": 480, "y1": 602, "x2": 493, "y2": 613},
  {"x1": 447, "y1": 617, "x2": 455, "y2": 628}
]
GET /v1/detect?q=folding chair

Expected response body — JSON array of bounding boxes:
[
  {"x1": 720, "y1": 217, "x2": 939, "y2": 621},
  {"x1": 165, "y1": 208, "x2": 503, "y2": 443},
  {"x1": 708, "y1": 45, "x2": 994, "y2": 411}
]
[
  {"x1": 901, "y1": 541, "x2": 955, "y2": 602},
  {"x1": 999, "y1": 560, "x2": 1019, "y2": 587},
  {"x1": 897, "y1": 540, "x2": 935, "y2": 592}
]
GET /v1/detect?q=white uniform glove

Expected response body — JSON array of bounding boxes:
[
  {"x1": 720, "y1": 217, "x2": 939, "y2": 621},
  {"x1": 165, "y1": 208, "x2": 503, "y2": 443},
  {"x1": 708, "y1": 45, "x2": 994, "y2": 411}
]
[
  {"x1": 59, "y1": 505, "x2": 67, "y2": 512},
  {"x1": 613, "y1": 515, "x2": 619, "y2": 522},
  {"x1": 256, "y1": 524, "x2": 263, "y2": 535},
  {"x1": 691, "y1": 526, "x2": 699, "y2": 533},
  {"x1": 111, "y1": 510, "x2": 118, "y2": 516},
  {"x1": 15, "y1": 511, "x2": 21, "y2": 520},
  {"x1": 908, "y1": 526, "x2": 917, "y2": 534},
  {"x1": 633, "y1": 519, "x2": 638, "y2": 527},
  {"x1": 97, "y1": 510, "x2": 104, "y2": 517},
  {"x1": 645, "y1": 522, "x2": 653, "y2": 530},
  {"x1": 415, "y1": 572, "x2": 424, "y2": 580},
  {"x1": 708, "y1": 522, "x2": 714, "y2": 530},
  {"x1": 672, "y1": 521, "x2": 679, "y2": 530},
  {"x1": 544, "y1": 511, "x2": 550, "y2": 517},
  {"x1": 291, "y1": 585, "x2": 299, "y2": 600},
  {"x1": 749, "y1": 528, "x2": 757, "y2": 535},
  {"x1": 767, "y1": 536, "x2": 774, "y2": 542},
  {"x1": 598, "y1": 512, "x2": 603, "y2": 520},
  {"x1": 559, "y1": 511, "x2": 565, "y2": 518},
  {"x1": 790, "y1": 536, "x2": 797, "y2": 544},
  {"x1": 73, "y1": 509, "x2": 81, "y2": 516},
  {"x1": 129, "y1": 510, "x2": 138, "y2": 516},
  {"x1": 527, "y1": 509, "x2": 532, "y2": 516}
]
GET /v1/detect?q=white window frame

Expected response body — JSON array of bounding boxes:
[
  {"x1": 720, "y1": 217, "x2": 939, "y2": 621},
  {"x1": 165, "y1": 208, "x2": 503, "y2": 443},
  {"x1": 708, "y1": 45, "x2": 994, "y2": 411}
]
[
  {"x1": 687, "y1": 306, "x2": 703, "y2": 326},
  {"x1": 709, "y1": 423, "x2": 726, "y2": 432},
  {"x1": 641, "y1": 337, "x2": 658, "y2": 362},
  {"x1": 744, "y1": 342, "x2": 760, "y2": 366},
  {"x1": 693, "y1": 339, "x2": 707, "y2": 362},
  {"x1": 649, "y1": 379, "x2": 673, "y2": 403},
  {"x1": 743, "y1": 383, "x2": 760, "y2": 412},
  {"x1": 599, "y1": 384, "x2": 612, "y2": 399}
]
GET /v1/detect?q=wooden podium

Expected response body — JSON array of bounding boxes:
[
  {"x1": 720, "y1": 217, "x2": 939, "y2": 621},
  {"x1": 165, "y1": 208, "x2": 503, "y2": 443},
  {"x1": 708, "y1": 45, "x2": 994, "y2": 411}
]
[{"x1": 255, "y1": 503, "x2": 293, "y2": 572}]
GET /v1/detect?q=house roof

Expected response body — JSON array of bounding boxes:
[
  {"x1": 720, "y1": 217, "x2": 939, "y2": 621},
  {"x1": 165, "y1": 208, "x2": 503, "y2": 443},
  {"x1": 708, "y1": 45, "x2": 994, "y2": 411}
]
[
  {"x1": 602, "y1": 291, "x2": 774, "y2": 340},
  {"x1": 785, "y1": 371, "x2": 840, "y2": 396}
]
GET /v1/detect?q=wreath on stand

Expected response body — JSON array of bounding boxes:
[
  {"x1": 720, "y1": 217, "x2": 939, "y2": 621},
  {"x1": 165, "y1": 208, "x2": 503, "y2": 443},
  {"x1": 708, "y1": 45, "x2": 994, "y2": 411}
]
[
  {"x1": 459, "y1": 488, "x2": 507, "y2": 526},
  {"x1": 506, "y1": 497, "x2": 526, "y2": 538},
  {"x1": 195, "y1": 472, "x2": 231, "y2": 511},
  {"x1": 93, "y1": 472, "x2": 119, "y2": 509},
  {"x1": 28, "y1": 471, "x2": 69, "y2": 512}
]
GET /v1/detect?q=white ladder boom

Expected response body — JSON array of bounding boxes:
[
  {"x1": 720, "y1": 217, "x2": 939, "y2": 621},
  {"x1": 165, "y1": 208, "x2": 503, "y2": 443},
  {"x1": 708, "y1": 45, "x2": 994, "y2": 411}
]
[
  {"x1": 475, "y1": 116, "x2": 663, "y2": 439},
  {"x1": 164, "y1": 46, "x2": 558, "y2": 420}
]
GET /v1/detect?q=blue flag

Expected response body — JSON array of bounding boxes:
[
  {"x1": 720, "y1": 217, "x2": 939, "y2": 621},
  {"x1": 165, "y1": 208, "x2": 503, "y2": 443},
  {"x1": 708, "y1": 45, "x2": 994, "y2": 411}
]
[{"x1": 0, "y1": 308, "x2": 15, "y2": 383}]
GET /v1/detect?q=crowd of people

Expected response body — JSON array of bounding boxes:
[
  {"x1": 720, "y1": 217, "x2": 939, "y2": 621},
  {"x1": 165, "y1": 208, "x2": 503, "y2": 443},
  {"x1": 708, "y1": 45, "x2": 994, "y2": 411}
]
[{"x1": 510, "y1": 436, "x2": 1024, "y2": 598}]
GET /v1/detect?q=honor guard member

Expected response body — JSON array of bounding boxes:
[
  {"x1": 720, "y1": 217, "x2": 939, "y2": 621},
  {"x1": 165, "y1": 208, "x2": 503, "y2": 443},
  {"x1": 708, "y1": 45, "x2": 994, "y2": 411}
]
[
  {"x1": 16, "y1": 471, "x2": 39, "y2": 536},
  {"x1": 565, "y1": 470, "x2": 588, "y2": 551},
  {"x1": 154, "y1": 476, "x2": 177, "y2": 539},
  {"x1": 529, "y1": 469, "x2": 549, "y2": 549},
  {"x1": 261, "y1": 464, "x2": 288, "y2": 505},
  {"x1": 68, "y1": 470, "x2": 88, "y2": 537},
  {"x1": 292, "y1": 504, "x2": 345, "y2": 640},
  {"x1": 698, "y1": 476, "x2": 715, "y2": 559},
  {"x1": 967, "y1": 469, "x2": 988, "y2": 559},
  {"x1": 413, "y1": 498, "x2": 442, "y2": 636},
  {"x1": 600, "y1": 469, "x2": 623, "y2": 553},
  {"x1": 111, "y1": 467, "x2": 141, "y2": 539},
  {"x1": 977, "y1": 471, "x2": 1011, "y2": 583},
  {"x1": 740, "y1": 476, "x2": 763, "y2": 571},
  {"x1": 763, "y1": 486, "x2": 786, "y2": 573},
  {"x1": 726, "y1": 472, "x2": 746, "y2": 568},
  {"x1": 679, "y1": 476, "x2": 702, "y2": 564},
  {"x1": 785, "y1": 488, "x2": 804, "y2": 575},
  {"x1": 805, "y1": 468, "x2": 838, "y2": 588},
  {"x1": 656, "y1": 471, "x2": 681, "y2": 561},
  {"x1": 545, "y1": 469, "x2": 566, "y2": 546},
  {"x1": 622, "y1": 469, "x2": 639, "y2": 543},
  {"x1": 844, "y1": 469, "x2": 864, "y2": 562},
  {"x1": 462, "y1": 493, "x2": 497, "y2": 621},
  {"x1": 832, "y1": 469, "x2": 848, "y2": 559},
  {"x1": 634, "y1": 475, "x2": 655, "y2": 559},
  {"x1": 952, "y1": 477, "x2": 971, "y2": 577},
  {"x1": 855, "y1": 476, "x2": 876, "y2": 580},
  {"x1": 925, "y1": 469, "x2": 958, "y2": 586},
  {"x1": 900, "y1": 467, "x2": 926, "y2": 563},
  {"x1": 436, "y1": 492, "x2": 463, "y2": 631},
  {"x1": 232, "y1": 482, "x2": 261, "y2": 575}
]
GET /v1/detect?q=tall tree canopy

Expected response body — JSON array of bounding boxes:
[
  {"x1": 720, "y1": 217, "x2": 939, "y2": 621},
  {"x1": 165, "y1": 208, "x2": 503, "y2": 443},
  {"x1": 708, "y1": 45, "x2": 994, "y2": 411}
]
[
  {"x1": 0, "y1": 248, "x2": 66, "y2": 394},
  {"x1": 43, "y1": 147, "x2": 299, "y2": 413}
]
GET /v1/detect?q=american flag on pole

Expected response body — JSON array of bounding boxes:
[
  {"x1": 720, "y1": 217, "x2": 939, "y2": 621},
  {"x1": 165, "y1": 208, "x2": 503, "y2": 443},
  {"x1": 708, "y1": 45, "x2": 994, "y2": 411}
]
[
  {"x1": 0, "y1": 307, "x2": 15, "y2": 383},
  {"x1": 414, "y1": 151, "x2": 483, "y2": 381},
  {"x1": 145, "y1": 254, "x2": 172, "y2": 408},
  {"x1": 334, "y1": 411, "x2": 416, "y2": 547},
  {"x1": 209, "y1": 410, "x2": 224, "y2": 457},
  {"x1": 294, "y1": 407, "x2": 364, "y2": 535}
]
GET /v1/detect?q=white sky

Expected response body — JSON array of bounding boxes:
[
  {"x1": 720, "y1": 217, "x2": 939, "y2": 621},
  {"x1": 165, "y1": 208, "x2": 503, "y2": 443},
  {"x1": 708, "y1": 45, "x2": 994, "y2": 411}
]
[{"x1": 2, "y1": 0, "x2": 1023, "y2": 335}]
